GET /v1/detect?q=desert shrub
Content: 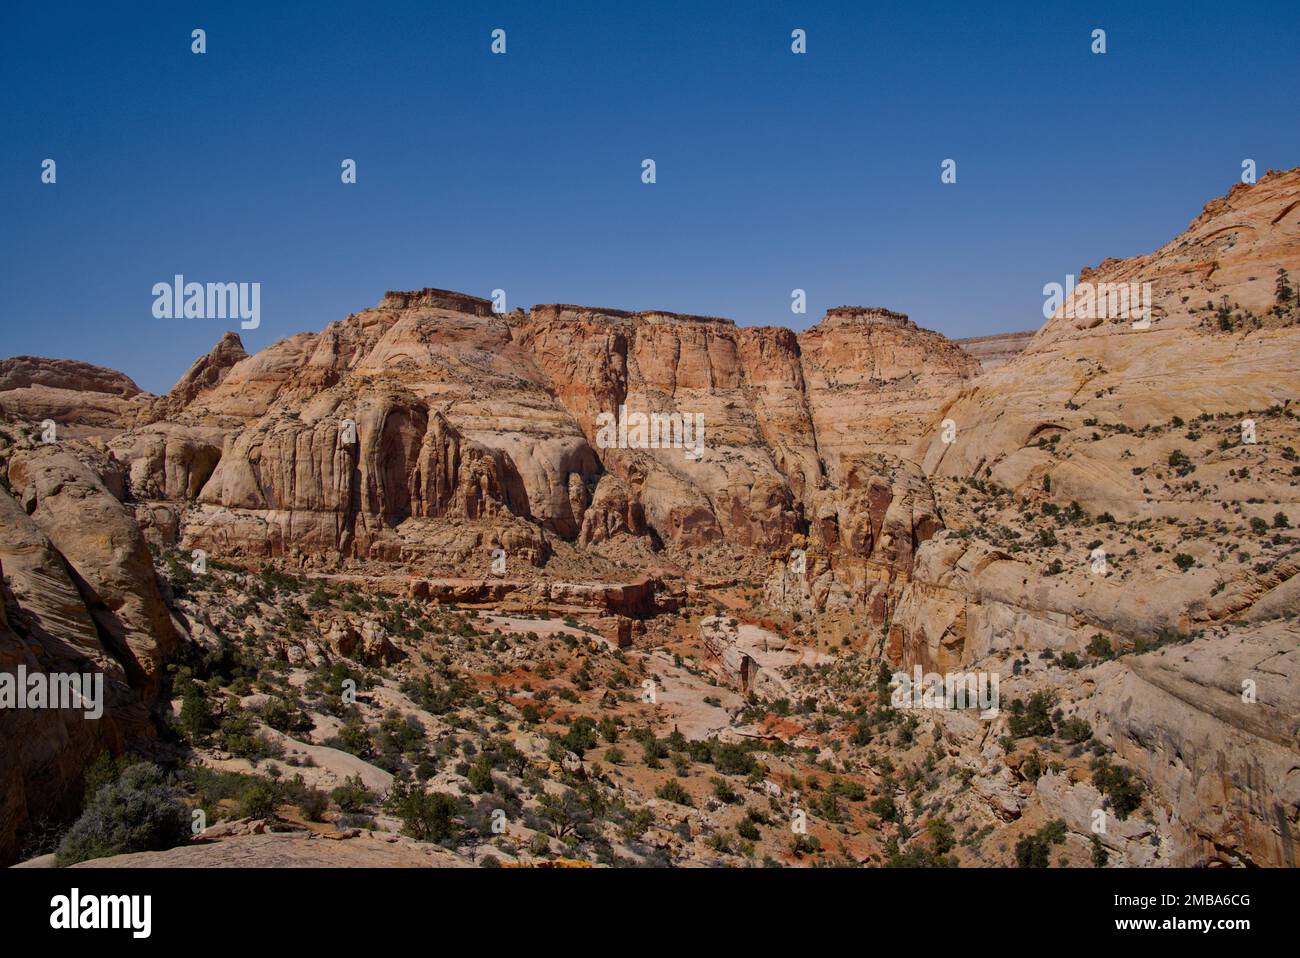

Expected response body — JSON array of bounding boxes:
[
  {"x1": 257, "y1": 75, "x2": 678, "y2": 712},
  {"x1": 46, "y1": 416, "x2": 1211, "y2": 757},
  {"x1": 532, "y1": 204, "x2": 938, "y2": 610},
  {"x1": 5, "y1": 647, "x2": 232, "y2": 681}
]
[
  {"x1": 1022, "y1": 749, "x2": 1043, "y2": 783},
  {"x1": 330, "y1": 774, "x2": 376, "y2": 813},
  {"x1": 1091, "y1": 757, "x2": 1144, "y2": 819},
  {"x1": 329, "y1": 716, "x2": 374, "y2": 759},
  {"x1": 788, "y1": 834, "x2": 821, "y2": 857},
  {"x1": 1091, "y1": 834, "x2": 1109, "y2": 867},
  {"x1": 828, "y1": 778, "x2": 867, "y2": 801},
  {"x1": 79, "y1": 750, "x2": 148, "y2": 804},
  {"x1": 710, "y1": 777, "x2": 739, "y2": 804},
  {"x1": 467, "y1": 754, "x2": 495, "y2": 794},
  {"x1": 258, "y1": 696, "x2": 313, "y2": 735},
  {"x1": 870, "y1": 795, "x2": 898, "y2": 822},
  {"x1": 176, "y1": 681, "x2": 216, "y2": 743},
  {"x1": 217, "y1": 708, "x2": 284, "y2": 761},
  {"x1": 712, "y1": 740, "x2": 759, "y2": 776},
  {"x1": 1086, "y1": 634, "x2": 1115, "y2": 660},
  {"x1": 1057, "y1": 717, "x2": 1093, "y2": 744},
  {"x1": 597, "y1": 716, "x2": 620, "y2": 743},
  {"x1": 655, "y1": 779, "x2": 692, "y2": 806},
  {"x1": 237, "y1": 778, "x2": 279, "y2": 819},
  {"x1": 387, "y1": 779, "x2": 459, "y2": 842},
  {"x1": 1008, "y1": 692, "x2": 1055, "y2": 738},
  {"x1": 531, "y1": 789, "x2": 594, "y2": 840},
  {"x1": 1015, "y1": 819, "x2": 1067, "y2": 868},
  {"x1": 293, "y1": 784, "x2": 329, "y2": 821},
  {"x1": 56, "y1": 763, "x2": 189, "y2": 866},
  {"x1": 559, "y1": 717, "x2": 599, "y2": 755}
]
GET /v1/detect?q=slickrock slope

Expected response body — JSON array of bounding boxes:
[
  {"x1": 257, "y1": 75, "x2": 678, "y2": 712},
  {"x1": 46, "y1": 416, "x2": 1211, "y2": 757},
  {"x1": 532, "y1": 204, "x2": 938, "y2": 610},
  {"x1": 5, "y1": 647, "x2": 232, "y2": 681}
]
[
  {"x1": 893, "y1": 167, "x2": 1300, "y2": 865},
  {"x1": 1, "y1": 171, "x2": 1297, "y2": 870},
  {"x1": 62, "y1": 828, "x2": 473, "y2": 868},
  {"x1": 919, "y1": 168, "x2": 1300, "y2": 491},
  {"x1": 1079, "y1": 621, "x2": 1300, "y2": 867}
]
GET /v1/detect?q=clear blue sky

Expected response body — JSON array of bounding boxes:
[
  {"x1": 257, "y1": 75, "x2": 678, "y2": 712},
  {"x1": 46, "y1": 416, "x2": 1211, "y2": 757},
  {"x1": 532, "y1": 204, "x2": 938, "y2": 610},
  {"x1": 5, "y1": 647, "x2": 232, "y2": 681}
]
[{"x1": 3, "y1": 0, "x2": 1297, "y2": 393}]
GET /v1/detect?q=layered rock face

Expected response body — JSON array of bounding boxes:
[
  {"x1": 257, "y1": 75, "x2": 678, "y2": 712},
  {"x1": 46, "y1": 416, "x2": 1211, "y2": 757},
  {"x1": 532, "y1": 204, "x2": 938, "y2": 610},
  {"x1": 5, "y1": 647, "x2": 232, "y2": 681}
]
[
  {"x1": 1, "y1": 170, "x2": 1296, "y2": 868},
  {"x1": 918, "y1": 168, "x2": 1300, "y2": 494},
  {"x1": 892, "y1": 167, "x2": 1300, "y2": 866},
  {"x1": 44, "y1": 292, "x2": 974, "y2": 606},
  {"x1": 0, "y1": 357, "x2": 142, "y2": 397},
  {"x1": 0, "y1": 425, "x2": 177, "y2": 862},
  {"x1": 953, "y1": 331, "x2": 1035, "y2": 372},
  {"x1": 0, "y1": 358, "x2": 154, "y2": 431},
  {"x1": 799, "y1": 307, "x2": 980, "y2": 471}
]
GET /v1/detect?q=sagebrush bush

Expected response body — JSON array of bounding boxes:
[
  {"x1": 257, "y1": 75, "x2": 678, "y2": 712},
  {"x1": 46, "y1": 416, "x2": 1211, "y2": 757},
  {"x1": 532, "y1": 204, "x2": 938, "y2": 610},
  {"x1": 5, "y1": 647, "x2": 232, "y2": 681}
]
[{"x1": 56, "y1": 763, "x2": 189, "y2": 866}]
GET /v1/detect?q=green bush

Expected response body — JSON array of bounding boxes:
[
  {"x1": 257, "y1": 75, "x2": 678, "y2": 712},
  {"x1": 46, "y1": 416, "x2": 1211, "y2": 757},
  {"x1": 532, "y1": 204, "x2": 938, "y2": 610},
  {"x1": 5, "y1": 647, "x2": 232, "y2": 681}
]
[
  {"x1": 655, "y1": 778, "x2": 692, "y2": 806},
  {"x1": 237, "y1": 778, "x2": 279, "y2": 819},
  {"x1": 1086, "y1": 634, "x2": 1115, "y2": 660},
  {"x1": 330, "y1": 774, "x2": 375, "y2": 813},
  {"x1": 56, "y1": 763, "x2": 189, "y2": 866},
  {"x1": 559, "y1": 717, "x2": 599, "y2": 755},
  {"x1": 1056, "y1": 717, "x2": 1092, "y2": 744},
  {"x1": 1008, "y1": 692, "x2": 1055, "y2": 738},
  {"x1": 177, "y1": 682, "x2": 216, "y2": 742},
  {"x1": 1014, "y1": 819, "x2": 1066, "y2": 868},
  {"x1": 467, "y1": 754, "x2": 495, "y2": 794},
  {"x1": 387, "y1": 779, "x2": 459, "y2": 842},
  {"x1": 870, "y1": 795, "x2": 897, "y2": 822},
  {"x1": 1091, "y1": 757, "x2": 1144, "y2": 820}
]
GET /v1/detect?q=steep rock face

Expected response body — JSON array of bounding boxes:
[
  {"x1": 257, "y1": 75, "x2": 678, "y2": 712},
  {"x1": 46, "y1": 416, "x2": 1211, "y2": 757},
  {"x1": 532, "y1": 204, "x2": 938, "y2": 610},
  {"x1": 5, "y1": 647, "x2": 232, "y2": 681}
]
[
  {"x1": 150, "y1": 331, "x2": 248, "y2": 420},
  {"x1": 798, "y1": 307, "x2": 980, "y2": 476},
  {"x1": 189, "y1": 379, "x2": 547, "y2": 565},
  {"x1": 1079, "y1": 623, "x2": 1300, "y2": 867},
  {"x1": 954, "y1": 331, "x2": 1036, "y2": 372},
  {"x1": 5, "y1": 446, "x2": 178, "y2": 701},
  {"x1": 890, "y1": 168, "x2": 1300, "y2": 866},
  {"x1": 516, "y1": 305, "x2": 802, "y2": 550},
  {"x1": 515, "y1": 303, "x2": 967, "y2": 574},
  {"x1": 169, "y1": 293, "x2": 971, "y2": 591},
  {"x1": 767, "y1": 454, "x2": 944, "y2": 620},
  {"x1": 347, "y1": 299, "x2": 599, "y2": 537},
  {"x1": 0, "y1": 432, "x2": 177, "y2": 864},
  {"x1": 108, "y1": 423, "x2": 226, "y2": 502},
  {"x1": 578, "y1": 474, "x2": 646, "y2": 545},
  {"x1": 918, "y1": 169, "x2": 1300, "y2": 495}
]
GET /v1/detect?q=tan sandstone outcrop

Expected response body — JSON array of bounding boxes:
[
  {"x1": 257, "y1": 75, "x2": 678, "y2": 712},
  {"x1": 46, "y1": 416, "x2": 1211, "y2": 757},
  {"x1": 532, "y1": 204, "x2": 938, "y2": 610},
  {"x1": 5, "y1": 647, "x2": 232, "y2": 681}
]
[
  {"x1": 0, "y1": 427, "x2": 178, "y2": 863},
  {"x1": 892, "y1": 168, "x2": 1300, "y2": 865}
]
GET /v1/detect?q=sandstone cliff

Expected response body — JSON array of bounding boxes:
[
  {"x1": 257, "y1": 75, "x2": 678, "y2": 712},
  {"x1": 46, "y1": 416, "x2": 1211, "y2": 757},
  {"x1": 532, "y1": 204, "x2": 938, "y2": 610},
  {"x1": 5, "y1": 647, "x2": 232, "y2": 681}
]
[
  {"x1": 2, "y1": 170, "x2": 1297, "y2": 869},
  {"x1": 892, "y1": 167, "x2": 1300, "y2": 865}
]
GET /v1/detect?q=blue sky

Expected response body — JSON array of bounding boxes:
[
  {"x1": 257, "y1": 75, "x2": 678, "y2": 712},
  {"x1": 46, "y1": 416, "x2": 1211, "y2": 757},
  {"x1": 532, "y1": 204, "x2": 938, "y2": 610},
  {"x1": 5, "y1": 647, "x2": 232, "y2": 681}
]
[{"x1": 2, "y1": 0, "x2": 1297, "y2": 393}]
